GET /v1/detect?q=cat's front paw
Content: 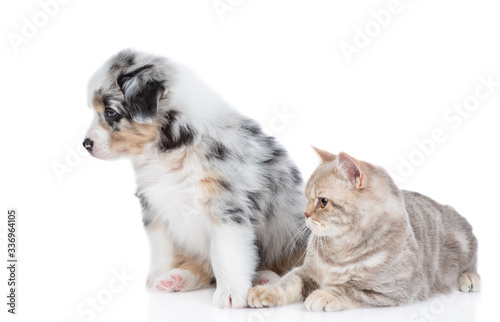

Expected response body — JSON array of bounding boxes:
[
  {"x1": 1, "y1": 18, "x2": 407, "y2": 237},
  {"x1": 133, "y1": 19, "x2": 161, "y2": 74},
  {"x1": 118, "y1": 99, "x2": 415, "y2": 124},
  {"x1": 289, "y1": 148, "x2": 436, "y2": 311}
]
[
  {"x1": 247, "y1": 285, "x2": 284, "y2": 308},
  {"x1": 149, "y1": 268, "x2": 198, "y2": 292},
  {"x1": 305, "y1": 289, "x2": 336, "y2": 311},
  {"x1": 213, "y1": 286, "x2": 248, "y2": 308},
  {"x1": 305, "y1": 289, "x2": 351, "y2": 312}
]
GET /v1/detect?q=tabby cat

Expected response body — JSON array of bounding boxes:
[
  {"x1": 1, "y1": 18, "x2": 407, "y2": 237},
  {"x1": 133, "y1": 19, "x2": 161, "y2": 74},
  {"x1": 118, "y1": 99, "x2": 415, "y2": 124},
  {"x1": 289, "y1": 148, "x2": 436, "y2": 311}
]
[{"x1": 247, "y1": 148, "x2": 480, "y2": 311}]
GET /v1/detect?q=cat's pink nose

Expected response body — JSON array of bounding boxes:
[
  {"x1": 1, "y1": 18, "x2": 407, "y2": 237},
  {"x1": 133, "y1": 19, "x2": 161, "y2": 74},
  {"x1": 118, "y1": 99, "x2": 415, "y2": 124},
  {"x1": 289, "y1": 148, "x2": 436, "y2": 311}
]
[{"x1": 304, "y1": 212, "x2": 310, "y2": 219}]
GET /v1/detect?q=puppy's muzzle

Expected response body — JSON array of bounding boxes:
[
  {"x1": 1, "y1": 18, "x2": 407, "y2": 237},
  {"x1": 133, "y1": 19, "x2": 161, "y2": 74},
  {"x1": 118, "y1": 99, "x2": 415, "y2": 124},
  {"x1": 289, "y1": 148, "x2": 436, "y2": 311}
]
[{"x1": 83, "y1": 138, "x2": 94, "y2": 153}]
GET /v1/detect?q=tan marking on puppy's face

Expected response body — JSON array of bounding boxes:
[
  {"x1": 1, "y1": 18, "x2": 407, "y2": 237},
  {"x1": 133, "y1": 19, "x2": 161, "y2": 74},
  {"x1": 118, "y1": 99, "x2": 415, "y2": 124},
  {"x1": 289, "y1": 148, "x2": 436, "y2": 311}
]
[
  {"x1": 85, "y1": 68, "x2": 162, "y2": 159},
  {"x1": 96, "y1": 119, "x2": 159, "y2": 156},
  {"x1": 92, "y1": 96, "x2": 105, "y2": 113}
]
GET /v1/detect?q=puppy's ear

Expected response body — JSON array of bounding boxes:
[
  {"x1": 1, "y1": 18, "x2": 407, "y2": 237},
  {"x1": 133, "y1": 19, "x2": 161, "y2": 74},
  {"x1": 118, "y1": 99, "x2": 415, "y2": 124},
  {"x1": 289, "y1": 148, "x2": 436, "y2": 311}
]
[{"x1": 117, "y1": 64, "x2": 165, "y2": 123}]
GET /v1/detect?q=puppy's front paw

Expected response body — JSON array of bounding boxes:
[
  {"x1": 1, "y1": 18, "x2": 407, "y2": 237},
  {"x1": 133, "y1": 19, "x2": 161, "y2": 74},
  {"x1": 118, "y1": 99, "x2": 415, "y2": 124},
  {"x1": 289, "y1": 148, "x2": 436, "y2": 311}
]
[
  {"x1": 150, "y1": 268, "x2": 198, "y2": 292},
  {"x1": 247, "y1": 285, "x2": 284, "y2": 308},
  {"x1": 213, "y1": 286, "x2": 248, "y2": 309}
]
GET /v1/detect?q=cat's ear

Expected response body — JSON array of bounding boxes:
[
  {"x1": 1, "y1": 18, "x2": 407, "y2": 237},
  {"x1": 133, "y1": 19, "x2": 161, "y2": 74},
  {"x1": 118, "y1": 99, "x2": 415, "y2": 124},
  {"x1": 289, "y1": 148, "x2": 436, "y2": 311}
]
[
  {"x1": 312, "y1": 146, "x2": 336, "y2": 162},
  {"x1": 338, "y1": 152, "x2": 365, "y2": 189}
]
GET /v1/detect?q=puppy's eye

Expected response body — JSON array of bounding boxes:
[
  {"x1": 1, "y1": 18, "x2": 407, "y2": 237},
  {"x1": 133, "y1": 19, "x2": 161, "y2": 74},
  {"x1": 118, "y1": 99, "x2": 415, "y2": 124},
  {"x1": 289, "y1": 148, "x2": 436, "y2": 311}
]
[
  {"x1": 105, "y1": 109, "x2": 118, "y2": 118},
  {"x1": 319, "y1": 198, "x2": 329, "y2": 208}
]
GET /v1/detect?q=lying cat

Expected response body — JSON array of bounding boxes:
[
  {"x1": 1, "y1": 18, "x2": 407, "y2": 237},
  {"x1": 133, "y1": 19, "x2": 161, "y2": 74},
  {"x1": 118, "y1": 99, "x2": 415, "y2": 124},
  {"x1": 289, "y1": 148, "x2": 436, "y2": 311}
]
[{"x1": 248, "y1": 147, "x2": 480, "y2": 311}]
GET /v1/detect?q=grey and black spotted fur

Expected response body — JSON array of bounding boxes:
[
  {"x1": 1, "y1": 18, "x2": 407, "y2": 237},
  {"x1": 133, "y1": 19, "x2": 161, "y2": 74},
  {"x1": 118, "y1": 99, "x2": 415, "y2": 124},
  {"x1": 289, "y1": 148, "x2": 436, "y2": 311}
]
[{"x1": 84, "y1": 49, "x2": 309, "y2": 308}]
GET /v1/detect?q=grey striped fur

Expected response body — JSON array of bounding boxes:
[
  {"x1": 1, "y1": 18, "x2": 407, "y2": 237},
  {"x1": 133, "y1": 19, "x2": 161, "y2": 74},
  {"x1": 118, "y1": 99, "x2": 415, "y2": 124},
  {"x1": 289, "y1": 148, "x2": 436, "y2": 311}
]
[{"x1": 248, "y1": 148, "x2": 480, "y2": 311}]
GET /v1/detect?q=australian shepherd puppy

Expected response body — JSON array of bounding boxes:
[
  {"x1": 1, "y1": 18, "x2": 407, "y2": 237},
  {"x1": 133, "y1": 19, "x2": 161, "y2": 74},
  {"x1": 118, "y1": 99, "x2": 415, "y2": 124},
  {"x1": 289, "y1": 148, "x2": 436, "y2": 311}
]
[{"x1": 83, "y1": 49, "x2": 308, "y2": 308}]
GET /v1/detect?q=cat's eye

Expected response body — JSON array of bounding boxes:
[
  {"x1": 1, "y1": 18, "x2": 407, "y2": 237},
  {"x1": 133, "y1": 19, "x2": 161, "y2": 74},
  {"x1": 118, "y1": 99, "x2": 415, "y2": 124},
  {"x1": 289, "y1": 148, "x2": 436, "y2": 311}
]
[{"x1": 319, "y1": 198, "x2": 329, "y2": 208}]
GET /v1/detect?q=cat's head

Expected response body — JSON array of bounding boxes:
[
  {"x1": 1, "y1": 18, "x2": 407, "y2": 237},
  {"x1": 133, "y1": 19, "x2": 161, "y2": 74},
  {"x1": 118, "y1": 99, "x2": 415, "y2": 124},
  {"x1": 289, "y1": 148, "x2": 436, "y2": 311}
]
[{"x1": 304, "y1": 147, "x2": 402, "y2": 237}]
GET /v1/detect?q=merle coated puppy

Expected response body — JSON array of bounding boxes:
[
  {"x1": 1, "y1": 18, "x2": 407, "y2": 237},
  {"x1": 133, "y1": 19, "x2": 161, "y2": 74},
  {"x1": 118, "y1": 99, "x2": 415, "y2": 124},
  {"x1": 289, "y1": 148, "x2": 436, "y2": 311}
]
[{"x1": 83, "y1": 49, "x2": 308, "y2": 308}]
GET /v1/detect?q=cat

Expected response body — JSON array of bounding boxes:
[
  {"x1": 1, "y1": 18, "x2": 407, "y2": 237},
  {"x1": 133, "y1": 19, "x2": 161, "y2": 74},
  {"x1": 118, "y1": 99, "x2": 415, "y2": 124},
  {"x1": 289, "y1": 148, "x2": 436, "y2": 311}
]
[{"x1": 247, "y1": 147, "x2": 480, "y2": 311}]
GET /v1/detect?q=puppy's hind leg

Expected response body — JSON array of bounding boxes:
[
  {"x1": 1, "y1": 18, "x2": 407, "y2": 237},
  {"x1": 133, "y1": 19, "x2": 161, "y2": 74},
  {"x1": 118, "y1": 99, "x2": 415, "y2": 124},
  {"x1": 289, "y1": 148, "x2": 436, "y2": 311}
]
[
  {"x1": 154, "y1": 261, "x2": 214, "y2": 292},
  {"x1": 145, "y1": 220, "x2": 214, "y2": 292}
]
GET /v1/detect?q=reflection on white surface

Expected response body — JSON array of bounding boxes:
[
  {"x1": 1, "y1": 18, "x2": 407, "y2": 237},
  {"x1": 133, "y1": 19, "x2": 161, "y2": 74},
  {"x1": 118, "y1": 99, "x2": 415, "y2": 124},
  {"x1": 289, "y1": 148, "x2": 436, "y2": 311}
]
[{"x1": 146, "y1": 287, "x2": 480, "y2": 322}]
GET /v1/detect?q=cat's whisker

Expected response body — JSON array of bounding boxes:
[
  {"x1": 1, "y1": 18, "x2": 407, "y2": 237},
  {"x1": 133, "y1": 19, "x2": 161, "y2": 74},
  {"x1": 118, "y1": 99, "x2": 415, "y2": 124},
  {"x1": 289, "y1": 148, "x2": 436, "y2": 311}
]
[
  {"x1": 322, "y1": 237, "x2": 328, "y2": 257},
  {"x1": 314, "y1": 235, "x2": 321, "y2": 265},
  {"x1": 319, "y1": 236, "x2": 325, "y2": 257},
  {"x1": 321, "y1": 236, "x2": 329, "y2": 255},
  {"x1": 290, "y1": 232, "x2": 312, "y2": 268},
  {"x1": 273, "y1": 221, "x2": 309, "y2": 272},
  {"x1": 290, "y1": 227, "x2": 309, "y2": 260},
  {"x1": 283, "y1": 222, "x2": 306, "y2": 251},
  {"x1": 281, "y1": 222, "x2": 308, "y2": 259},
  {"x1": 321, "y1": 235, "x2": 336, "y2": 264}
]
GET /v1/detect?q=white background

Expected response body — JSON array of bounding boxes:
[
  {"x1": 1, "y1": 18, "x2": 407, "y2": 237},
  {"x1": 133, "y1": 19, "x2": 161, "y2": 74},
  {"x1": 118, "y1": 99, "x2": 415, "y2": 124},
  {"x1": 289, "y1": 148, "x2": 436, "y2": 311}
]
[{"x1": 1, "y1": 0, "x2": 499, "y2": 321}]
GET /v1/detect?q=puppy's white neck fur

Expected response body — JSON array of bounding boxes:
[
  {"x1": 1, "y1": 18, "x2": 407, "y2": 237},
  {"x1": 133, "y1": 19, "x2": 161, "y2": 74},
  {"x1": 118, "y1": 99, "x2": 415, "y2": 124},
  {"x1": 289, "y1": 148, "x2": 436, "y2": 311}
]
[
  {"x1": 132, "y1": 145, "x2": 196, "y2": 177},
  {"x1": 165, "y1": 62, "x2": 240, "y2": 129}
]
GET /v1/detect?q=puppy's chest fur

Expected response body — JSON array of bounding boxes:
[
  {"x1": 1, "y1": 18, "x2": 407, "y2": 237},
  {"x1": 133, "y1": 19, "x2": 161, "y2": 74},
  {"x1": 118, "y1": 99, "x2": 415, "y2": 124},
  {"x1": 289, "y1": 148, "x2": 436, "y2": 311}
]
[{"x1": 134, "y1": 151, "x2": 212, "y2": 258}]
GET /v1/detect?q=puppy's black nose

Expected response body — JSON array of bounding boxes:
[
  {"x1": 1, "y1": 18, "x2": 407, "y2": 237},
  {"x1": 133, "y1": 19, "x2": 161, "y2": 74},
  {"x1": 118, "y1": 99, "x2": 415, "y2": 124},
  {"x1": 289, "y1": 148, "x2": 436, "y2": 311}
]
[{"x1": 83, "y1": 138, "x2": 94, "y2": 153}]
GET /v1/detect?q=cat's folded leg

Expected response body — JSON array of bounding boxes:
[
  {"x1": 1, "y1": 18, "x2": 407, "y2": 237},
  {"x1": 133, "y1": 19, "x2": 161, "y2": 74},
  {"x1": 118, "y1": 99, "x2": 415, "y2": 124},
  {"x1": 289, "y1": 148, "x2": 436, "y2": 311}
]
[
  {"x1": 305, "y1": 286, "x2": 361, "y2": 312},
  {"x1": 247, "y1": 267, "x2": 315, "y2": 308}
]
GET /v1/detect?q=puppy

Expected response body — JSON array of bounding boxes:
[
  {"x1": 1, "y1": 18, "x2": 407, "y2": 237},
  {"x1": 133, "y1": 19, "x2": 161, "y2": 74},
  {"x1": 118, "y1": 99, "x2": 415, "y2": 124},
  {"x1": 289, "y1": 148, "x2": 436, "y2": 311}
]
[{"x1": 83, "y1": 49, "x2": 309, "y2": 308}]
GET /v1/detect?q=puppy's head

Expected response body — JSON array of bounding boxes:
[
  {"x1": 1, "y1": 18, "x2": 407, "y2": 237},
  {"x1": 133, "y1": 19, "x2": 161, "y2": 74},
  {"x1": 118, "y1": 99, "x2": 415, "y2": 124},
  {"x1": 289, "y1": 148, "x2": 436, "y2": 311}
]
[{"x1": 83, "y1": 49, "x2": 170, "y2": 159}]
